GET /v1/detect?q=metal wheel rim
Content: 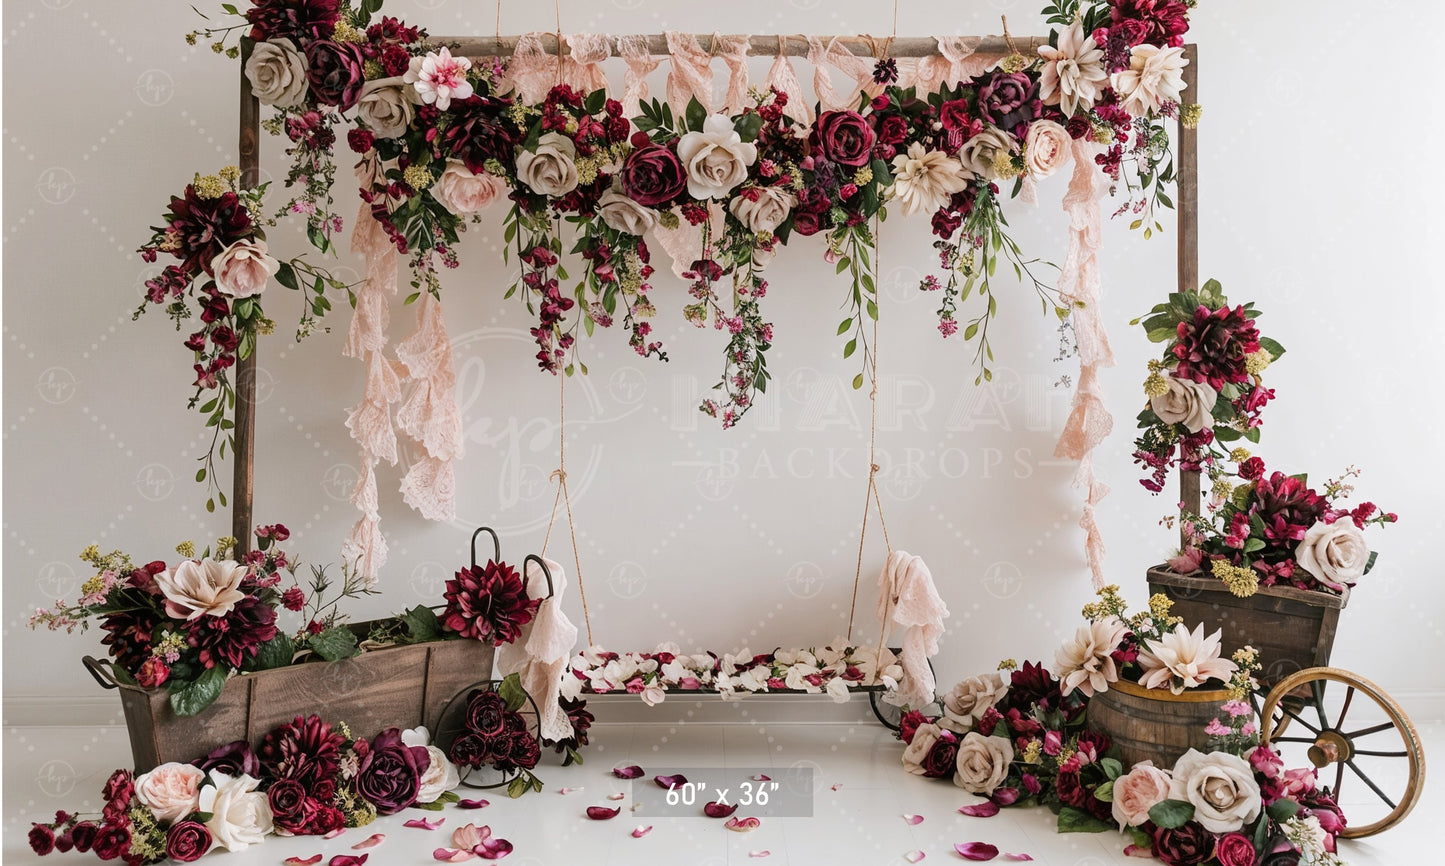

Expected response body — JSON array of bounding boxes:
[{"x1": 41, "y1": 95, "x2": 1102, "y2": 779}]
[{"x1": 435, "y1": 679, "x2": 542, "y2": 790}]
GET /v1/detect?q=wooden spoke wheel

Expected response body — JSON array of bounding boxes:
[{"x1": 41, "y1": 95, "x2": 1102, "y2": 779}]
[
  {"x1": 1260, "y1": 667, "x2": 1425, "y2": 837},
  {"x1": 434, "y1": 679, "x2": 542, "y2": 790}
]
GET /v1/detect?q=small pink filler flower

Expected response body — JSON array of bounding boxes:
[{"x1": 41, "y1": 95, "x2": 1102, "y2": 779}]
[{"x1": 406, "y1": 48, "x2": 473, "y2": 111}]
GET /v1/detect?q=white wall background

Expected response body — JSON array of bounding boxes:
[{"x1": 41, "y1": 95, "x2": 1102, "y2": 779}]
[{"x1": 4, "y1": 0, "x2": 1443, "y2": 725}]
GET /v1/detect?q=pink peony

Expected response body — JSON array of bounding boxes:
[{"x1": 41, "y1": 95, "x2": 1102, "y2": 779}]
[
  {"x1": 1112, "y1": 762, "x2": 1173, "y2": 829},
  {"x1": 211, "y1": 239, "x2": 279, "y2": 299}
]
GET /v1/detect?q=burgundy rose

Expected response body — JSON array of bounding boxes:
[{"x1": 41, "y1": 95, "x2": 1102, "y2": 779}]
[
  {"x1": 1055, "y1": 768, "x2": 1088, "y2": 808},
  {"x1": 939, "y1": 99, "x2": 977, "y2": 133},
  {"x1": 195, "y1": 740, "x2": 260, "y2": 778},
  {"x1": 503, "y1": 709, "x2": 528, "y2": 734},
  {"x1": 977, "y1": 71, "x2": 1042, "y2": 137},
  {"x1": 70, "y1": 821, "x2": 99, "y2": 853},
  {"x1": 509, "y1": 733, "x2": 542, "y2": 771},
  {"x1": 792, "y1": 208, "x2": 823, "y2": 236},
  {"x1": 102, "y1": 770, "x2": 134, "y2": 810},
  {"x1": 135, "y1": 657, "x2": 170, "y2": 689},
  {"x1": 466, "y1": 689, "x2": 510, "y2": 737},
  {"x1": 28, "y1": 824, "x2": 55, "y2": 856},
  {"x1": 356, "y1": 727, "x2": 429, "y2": 814},
  {"x1": 619, "y1": 144, "x2": 687, "y2": 207},
  {"x1": 164, "y1": 821, "x2": 212, "y2": 863},
  {"x1": 92, "y1": 824, "x2": 131, "y2": 861},
  {"x1": 1066, "y1": 115, "x2": 1092, "y2": 139},
  {"x1": 921, "y1": 732, "x2": 961, "y2": 779},
  {"x1": 1151, "y1": 821, "x2": 1213, "y2": 866},
  {"x1": 442, "y1": 560, "x2": 539, "y2": 646},
  {"x1": 898, "y1": 710, "x2": 929, "y2": 745},
  {"x1": 1215, "y1": 832, "x2": 1257, "y2": 866},
  {"x1": 305, "y1": 39, "x2": 365, "y2": 111},
  {"x1": 185, "y1": 595, "x2": 278, "y2": 669},
  {"x1": 448, "y1": 732, "x2": 490, "y2": 769},
  {"x1": 874, "y1": 114, "x2": 909, "y2": 147},
  {"x1": 267, "y1": 779, "x2": 311, "y2": 832},
  {"x1": 811, "y1": 110, "x2": 876, "y2": 167}
]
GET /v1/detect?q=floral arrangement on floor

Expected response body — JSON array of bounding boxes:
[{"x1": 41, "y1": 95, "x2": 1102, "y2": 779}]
[
  {"x1": 1170, "y1": 461, "x2": 1397, "y2": 597},
  {"x1": 560, "y1": 641, "x2": 905, "y2": 706},
  {"x1": 135, "y1": 168, "x2": 352, "y2": 509},
  {"x1": 24, "y1": 717, "x2": 489, "y2": 863},
  {"x1": 179, "y1": 0, "x2": 1196, "y2": 427},
  {"x1": 445, "y1": 678, "x2": 547, "y2": 799},
  {"x1": 1131, "y1": 279, "x2": 1286, "y2": 494}
]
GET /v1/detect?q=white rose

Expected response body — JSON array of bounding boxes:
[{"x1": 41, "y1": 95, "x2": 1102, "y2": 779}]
[
  {"x1": 244, "y1": 40, "x2": 309, "y2": 108},
  {"x1": 211, "y1": 239, "x2": 279, "y2": 300},
  {"x1": 1024, "y1": 120, "x2": 1073, "y2": 179},
  {"x1": 355, "y1": 76, "x2": 416, "y2": 139},
  {"x1": 598, "y1": 185, "x2": 658, "y2": 236},
  {"x1": 199, "y1": 771, "x2": 273, "y2": 852},
  {"x1": 407, "y1": 735, "x2": 460, "y2": 804},
  {"x1": 729, "y1": 186, "x2": 796, "y2": 235},
  {"x1": 939, "y1": 673, "x2": 1009, "y2": 734},
  {"x1": 901, "y1": 722, "x2": 947, "y2": 777},
  {"x1": 135, "y1": 763, "x2": 206, "y2": 824},
  {"x1": 1296, "y1": 520, "x2": 1370, "y2": 592},
  {"x1": 953, "y1": 732, "x2": 1014, "y2": 795},
  {"x1": 431, "y1": 160, "x2": 504, "y2": 216},
  {"x1": 1169, "y1": 749, "x2": 1261, "y2": 834},
  {"x1": 515, "y1": 132, "x2": 580, "y2": 198},
  {"x1": 676, "y1": 114, "x2": 757, "y2": 200},
  {"x1": 1150, "y1": 374, "x2": 1217, "y2": 433},
  {"x1": 958, "y1": 127, "x2": 1018, "y2": 181}
]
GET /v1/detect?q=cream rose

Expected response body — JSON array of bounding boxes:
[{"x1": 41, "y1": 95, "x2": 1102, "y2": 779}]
[
  {"x1": 1296, "y1": 520, "x2": 1370, "y2": 591},
  {"x1": 199, "y1": 771, "x2": 273, "y2": 852},
  {"x1": 676, "y1": 114, "x2": 757, "y2": 200},
  {"x1": 417, "y1": 746, "x2": 460, "y2": 803},
  {"x1": 598, "y1": 185, "x2": 658, "y2": 236},
  {"x1": 135, "y1": 762, "x2": 206, "y2": 824},
  {"x1": 902, "y1": 722, "x2": 947, "y2": 777},
  {"x1": 355, "y1": 76, "x2": 416, "y2": 139},
  {"x1": 1024, "y1": 120, "x2": 1073, "y2": 179},
  {"x1": 939, "y1": 673, "x2": 1009, "y2": 735},
  {"x1": 953, "y1": 732, "x2": 1014, "y2": 795},
  {"x1": 211, "y1": 239, "x2": 279, "y2": 299},
  {"x1": 1169, "y1": 749, "x2": 1261, "y2": 834},
  {"x1": 516, "y1": 132, "x2": 580, "y2": 198},
  {"x1": 958, "y1": 127, "x2": 1017, "y2": 181},
  {"x1": 1150, "y1": 374, "x2": 1217, "y2": 433},
  {"x1": 155, "y1": 557, "x2": 248, "y2": 621},
  {"x1": 729, "y1": 185, "x2": 796, "y2": 234},
  {"x1": 1111, "y1": 761, "x2": 1172, "y2": 830},
  {"x1": 431, "y1": 160, "x2": 504, "y2": 216},
  {"x1": 244, "y1": 40, "x2": 309, "y2": 108}
]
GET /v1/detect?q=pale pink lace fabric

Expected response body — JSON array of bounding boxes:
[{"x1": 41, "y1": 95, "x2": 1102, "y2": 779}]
[
  {"x1": 617, "y1": 34, "x2": 660, "y2": 117},
  {"x1": 1052, "y1": 137, "x2": 1115, "y2": 588},
  {"x1": 394, "y1": 292, "x2": 464, "y2": 522},
  {"x1": 665, "y1": 31, "x2": 714, "y2": 112},
  {"x1": 806, "y1": 36, "x2": 881, "y2": 112},
  {"x1": 899, "y1": 36, "x2": 1000, "y2": 91},
  {"x1": 761, "y1": 44, "x2": 811, "y2": 125},
  {"x1": 712, "y1": 34, "x2": 751, "y2": 114},
  {"x1": 651, "y1": 203, "x2": 724, "y2": 280},
  {"x1": 495, "y1": 556, "x2": 579, "y2": 742},
  {"x1": 498, "y1": 32, "x2": 558, "y2": 104},
  {"x1": 560, "y1": 33, "x2": 610, "y2": 95},
  {"x1": 875, "y1": 550, "x2": 948, "y2": 709}
]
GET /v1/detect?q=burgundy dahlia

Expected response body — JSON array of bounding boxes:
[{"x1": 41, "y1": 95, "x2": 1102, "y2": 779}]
[
  {"x1": 305, "y1": 39, "x2": 365, "y2": 111},
  {"x1": 1111, "y1": 0, "x2": 1192, "y2": 48},
  {"x1": 1171, "y1": 304, "x2": 1261, "y2": 390},
  {"x1": 1250, "y1": 471, "x2": 1327, "y2": 551},
  {"x1": 185, "y1": 595, "x2": 278, "y2": 670},
  {"x1": 164, "y1": 186, "x2": 253, "y2": 277},
  {"x1": 976, "y1": 71, "x2": 1042, "y2": 138},
  {"x1": 1002, "y1": 661, "x2": 1062, "y2": 715},
  {"x1": 544, "y1": 696, "x2": 594, "y2": 759},
  {"x1": 258, "y1": 715, "x2": 345, "y2": 795},
  {"x1": 99, "y1": 608, "x2": 162, "y2": 673},
  {"x1": 442, "y1": 560, "x2": 539, "y2": 646},
  {"x1": 246, "y1": 0, "x2": 342, "y2": 43},
  {"x1": 443, "y1": 95, "x2": 521, "y2": 176}
]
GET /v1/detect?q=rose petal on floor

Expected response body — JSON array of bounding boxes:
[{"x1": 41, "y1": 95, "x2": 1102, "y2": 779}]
[
  {"x1": 404, "y1": 817, "x2": 446, "y2": 830},
  {"x1": 748, "y1": 851, "x2": 771, "y2": 858},
  {"x1": 607, "y1": 792, "x2": 626, "y2": 801},
  {"x1": 703, "y1": 801, "x2": 739, "y2": 818},
  {"x1": 830, "y1": 783, "x2": 842, "y2": 791},
  {"x1": 957, "y1": 802, "x2": 1000, "y2": 818},
  {"x1": 631, "y1": 825, "x2": 653, "y2": 838},
  {"x1": 558, "y1": 787, "x2": 583, "y2": 795},
  {"x1": 1124, "y1": 844, "x2": 1155, "y2": 858},
  {"x1": 284, "y1": 857, "x2": 323, "y2": 866},
  {"x1": 586, "y1": 806, "x2": 621, "y2": 820},
  {"x1": 433, "y1": 850, "x2": 476, "y2": 863},
  {"x1": 613, "y1": 765, "x2": 645, "y2": 779},
  {"x1": 654, "y1": 774, "x2": 688, "y2": 789},
  {"x1": 1003, "y1": 855, "x2": 1033, "y2": 862},
  {"x1": 904, "y1": 852, "x2": 926, "y2": 864},
  {"x1": 351, "y1": 834, "x2": 386, "y2": 850},
  {"x1": 474, "y1": 836, "x2": 513, "y2": 860},
  {"x1": 724, "y1": 817, "x2": 762, "y2": 833},
  {"x1": 751, "y1": 774, "x2": 771, "y2": 782},
  {"x1": 457, "y1": 799, "x2": 491, "y2": 810},
  {"x1": 954, "y1": 842, "x2": 999, "y2": 861},
  {"x1": 902, "y1": 814, "x2": 924, "y2": 825},
  {"x1": 328, "y1": 856, "x2": 369, "y2": 866},
  {"x1": 323, "y1": 829, "x2": 347, "y2": 840}
]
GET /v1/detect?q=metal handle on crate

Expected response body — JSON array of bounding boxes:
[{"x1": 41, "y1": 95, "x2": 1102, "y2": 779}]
[
  {"x1": 471, "y1": 526, "x2": 501, "y2": 570},
  {"x1": 523, "y1": 553, "x2": 556, "y2": 601},
  {"x1": 82, "y1": 655, "x2": 121, "y2": 690}
]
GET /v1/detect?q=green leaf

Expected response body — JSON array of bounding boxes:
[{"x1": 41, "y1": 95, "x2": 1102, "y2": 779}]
[
  {"x1": 1243, "y1": 538, "x2": 1265, "y2": 554},
  {"x1": 836, "y1": 318, "x2": 852, "y2": 336},
  {"x1": 1267, "y1": 798, "x2": 1301, "y2": 822},
  {"x1": 843, "y1": 339, "x2": 857, "y2": 359},
  {"x1": 1093, "y1": 780, "x2": 1114, "y2": 802},
  {"x1": 310, "y1": 626, "x2": 360, "y2": 662},
  {"x1": 507, "y1": 776, "x2": 528, "y2": 799},
  {"x1": 734, "y1": 111, "x2": 763, "y2": 142},
  {"x1": 584, "y1": 88, "x2": 607, "y2": 115},
  {"x1": 307, "y1": 224, "x2": 328, "y2": 252},
  {"x1": 836, "y1": 256, "x2": 851, "y2": 275},
  {"x1": 1057, "y1": 806, "x2": 1111, "y2": 833},
  {"x1": 195, "y1": 467, "x2": 207, "y2": 483},
  {"x1": 275, "y1": 262, "x2": 299, "y2": 291},
  {"x1": 1147, "y1": 799, "x2": 1195, "y2": 830},
  {"x1": 684, "y1": 96, "x2": 706, "y2": 133},
  {"x1": 1258, "y1": 336, "x2": 1286, "y2": 363},
  {"x1": 851, "y1": 373, "x2": 865, "y2": 390},
  {"x1": 498, "y1": 672, "x2": 529, "y2": 712},
  {"x1": 1364, "y1": 549, "x2": 1378, "y2": 575},
  {"x1": 963, "y1": 322, "x2": 979, "y2": 341},
  {"x1": 412, "y1": 799, "x2": 446, "y2": 811},
  {"x1": 169, "y1": 665, "x2": 229, "y2": 718},
  {"x1": 248, "y1": 632, "x2": 295, "y2": 672},
  {"x1": 1146, "y1": 327, "x2": 1175, "y2": 343},
  {"x1": 402, "y1": 604, "x2": 442, "y2": 643},
  {"x1": 1101, "y1": 757, "x2": 1124, "y2": 781}
]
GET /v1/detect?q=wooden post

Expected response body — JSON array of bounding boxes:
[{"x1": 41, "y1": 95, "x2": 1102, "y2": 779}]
[
  {"x1": 1177, "y1": 43, "x2": 1200, "y2": 544},
  {"x1": 233, "y1": 44, "x2": 260, "y2": 554}
]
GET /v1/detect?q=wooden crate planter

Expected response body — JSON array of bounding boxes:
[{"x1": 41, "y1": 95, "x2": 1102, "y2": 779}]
[
  {"x1": 84, "y1": 626, "x2": 494, "y2": 773},
  {"x1": 1087, "y1": 678, "x2": 1234, "y2": 769},
  {"x1": 1146, "y1": 566, "x2": 1347, "y2": 688}
]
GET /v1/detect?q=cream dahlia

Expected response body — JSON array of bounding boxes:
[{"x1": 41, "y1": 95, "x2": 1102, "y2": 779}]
[
  {"x1": 1138, "y1": 622, "x2": 1237, "y2": 694},
  {"x1": 1037, "y1": 21, "x2": 1109, "y2": 116},
  {"x1": 1055, "y1": 615, "x2": 1129, "y2": 698},
  {"x1": 888, "y1": 142, "x2": 971, "y2": 217},
  {"x1": 155, "y1": 557, "x2": 248, "y2": 620},
  {"x1": 1112, "y1": 44, "x2": 1189, "y2": 116}
]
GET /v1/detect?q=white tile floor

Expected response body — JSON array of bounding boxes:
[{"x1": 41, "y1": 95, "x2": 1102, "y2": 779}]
[{"x1": 4, "y1": 716, "x2": 1439, "y2": 865}]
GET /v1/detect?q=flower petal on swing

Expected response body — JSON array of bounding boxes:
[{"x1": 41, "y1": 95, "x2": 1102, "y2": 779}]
[
  {"x1": 586, "y1": 806, "x2": 622, "y2": 820},
  {"x1": 654, "y1": 774, "x2": 688, "y2": 789},
  {"x1": 457, "y1": 799, "x2": 491, "y2": 809},
  {"x1": 954, "y1": 842, "x2": 1000, "y2": 861},
  {"x1": 631, "y1": 825, "x2": 654, "y2": 838},
  {"x1": 904, "y1": 852, "x2": 926, "y2": 864},
  {"x1": 405, "y1": 817, "x2": 446, "y2": 830},
  {"x1": 433, "y1": 850, "x2": 476, "y2": 863},
  {"x1": 613, "y1": 765, "x2": 645, "y2": 779},
  {"x1": 351, "y1": 834, "x2": 386, "y2": 849},
  {"x1": 704, "y1": 801, "x2": 739, "y2": 818},
  {"x1": 902, "y1": 814, "x2": 925, "y2": 825},
  {"x1": 958, "y1": 801, "x2": 1000, "y2": 818},
  {"x1": 724, "y1": 816, "x2": 761, "y2": 832}
]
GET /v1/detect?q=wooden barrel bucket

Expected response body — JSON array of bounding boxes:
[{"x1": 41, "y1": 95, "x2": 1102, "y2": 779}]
[{"x1": 1086, "y1": 679, "x2": 1233, "y2": 770}]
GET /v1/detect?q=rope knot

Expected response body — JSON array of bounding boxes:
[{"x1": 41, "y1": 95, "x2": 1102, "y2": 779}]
[
  {"x1": 870, "y1": 463, "x2": 881, "y2": 475},
  {"x1": 550, "y1": 468, "x2": 568, "y2": 483}
]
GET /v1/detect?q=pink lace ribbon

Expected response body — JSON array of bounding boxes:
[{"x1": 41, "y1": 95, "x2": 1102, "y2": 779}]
[
  {"x1": 899, "y1": 36, "x2": 1000, "y2": 91},
  {"x1": 712, "y1": 34, "x2": 751, "y2": 114},
  {"x1": 560, "y1": 33, "x2": 610, "y2": 95},
  {"x1": 761, "y1": 43, "x2": 811, "y2": 125},
  {"x1": 617, "y1": 34, "x2": 660, "y2": 117},
  {"x1": 651, "y1": 204, "x2": 724, "y2": 280},
  {"x1": 665, "y1": 31, "x2": 714, "y2": 112},
  {"x1": 1052, "y1": 137, "x2": 1115, "y2": 588},
  {"x1": 394, "y1": 292, "x2": 464, "y2": 523},
  {"x1": 806, "y1": 36, "x2": 881, "y2": 113},
  {"x1": 498, "y1": 32, "x2": 557, "y2": 104}
]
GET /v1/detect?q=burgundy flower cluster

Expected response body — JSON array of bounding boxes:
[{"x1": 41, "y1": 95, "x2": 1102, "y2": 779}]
[
  {"x1": 441, "y1": 558, "x2": 540, "y2": 646},
  {"x1": 448, "y1": 690, "x2": 542, "y2": 775},
  {"x1": 541, "y1": 696, "x2": 595, "y2": 765}
]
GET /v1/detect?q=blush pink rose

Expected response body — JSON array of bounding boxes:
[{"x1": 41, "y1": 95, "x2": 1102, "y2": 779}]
[
  {"x1": 431, "y1": 160, "x2": 504, "y2": 216},
  {"x1": 211, "y1": 239, "x2": 279, "y2": 299},
  {"x1": 1111, "y1": 761, "x2": 1173, "y2": 830},
  {"x1": 135, "y1": 762, "x2": 206, "y2": 823},
  {"x1": 1024, "y1": 120, "x2": 1072, "y2": 178}
]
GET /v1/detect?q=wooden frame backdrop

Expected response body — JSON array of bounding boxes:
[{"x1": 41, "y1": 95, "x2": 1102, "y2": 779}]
[{"x1": 228, "y1": 35, "x2": 1202, "y2": 555}]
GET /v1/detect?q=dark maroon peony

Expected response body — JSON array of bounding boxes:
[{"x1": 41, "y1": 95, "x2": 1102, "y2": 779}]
[
  {"x1": 620, "y1": 144, "x2": 688, "y2": 207},
  {"x1": 1152, "y1": 821, "x2": 1213, "y2": 866},
  {"x1": 1251, "y1": 471, "x2": 1327, "y2": 551},
  {"x1": 195, "y1": 740, "x2": 261, "y2": 778},
  {"x1": 442, "y1": 560, "x2": 539, "y2": 646},
  {"x1": 267, "y1": 779, "x2": 311, "y2": 833},
  {"x1": 246, "y1": 0, "x2": 341, "y2": 42},
  {"x1": 305, "y1": 39, "x2": 365, "y2": 111},
  {"x1": 898, "y1": 709, "x2": 929, "y2": 745},
  {"x1": 102, "y1": 770, "x2": 134, "y2": 811},
  {"x1": 465, "y1": 689, "x2": 509, "y2": 737},
  {"x1": 811, "y1": 110, "x2": 877, "y2": 167},
  {"x1": 99, "y1": 608, "x2": 162, "y2": 673},
  {"x1": 1171, "y1": 304, "x2": 1261, "y2": 390},
  {"x1": 1214, "y1": 832, "x2": 1257, "y2": 866},
  {"x1": 1111, "y1": 0, "x2": 1192, "y2": 48},
  {"x1": 164, "y1": 821, "x2": 212, "y2": 863},
  {"x1": 921, "y1": 731, "x2": 960, "y2": 778},
  {"x1": 977, "y1": 71, "x2": 1042, "y2": 138},
  {"x1": 28, "y1": 824, "x2": 55, "y2": 856},
  {"x1": 70, "y1": 821, "x2": 99, "y2": 853},
  {"x1": 258, "y1": 715, "x2": 345, "y2": 796},
  {"x1": 164, "y1": 186, "x2": 253, "y2": 277},
  {"x1": 1054, "y1": 767, "x2": 1088, "y2": 808},
  {"x1": 448, "y1": 732, "x2": 490, "y2": 769},
  {"x1": 356, "y1": 727, "x2": 429, "y2": 814},
  {"x1": 443, "y1": 95, "x2": 521, "y2": 176},
  {"x1": 92, "y1": 823, "x2": 131, "y2": 861},
  {"x1": 507, "y1": 733, "x2": 542, "y2": 771},
  {"x1": 185, "y1": 595, "x2": 278, "y2": 669}
]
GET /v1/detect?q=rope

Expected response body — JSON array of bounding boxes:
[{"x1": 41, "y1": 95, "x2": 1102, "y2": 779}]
[
  {"x1": 494, "y1": 0, "x2": 502, "y2": 53},
  {"x1": 542, "y1": 371, "x2": 594, "y2": 646},
  {"x1": 554, "y1": 0, "x2": 563, "y2": 85}
]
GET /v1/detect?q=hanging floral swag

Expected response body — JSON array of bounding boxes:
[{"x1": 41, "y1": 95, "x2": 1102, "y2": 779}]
[{"x1": 178, "y1": 0, "x2": 1197, "y2": 432}]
